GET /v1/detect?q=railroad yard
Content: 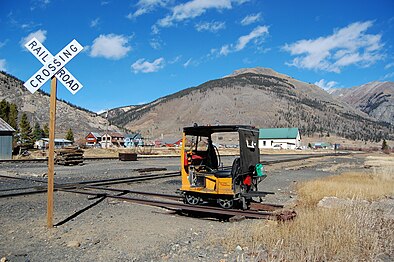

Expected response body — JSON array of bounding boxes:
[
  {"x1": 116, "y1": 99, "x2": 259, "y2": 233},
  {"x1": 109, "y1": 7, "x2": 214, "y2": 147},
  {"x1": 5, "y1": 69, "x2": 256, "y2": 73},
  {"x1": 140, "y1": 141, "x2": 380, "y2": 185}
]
[{"x1": 0, "y1": 152, "x2": 392, "y2": 261}]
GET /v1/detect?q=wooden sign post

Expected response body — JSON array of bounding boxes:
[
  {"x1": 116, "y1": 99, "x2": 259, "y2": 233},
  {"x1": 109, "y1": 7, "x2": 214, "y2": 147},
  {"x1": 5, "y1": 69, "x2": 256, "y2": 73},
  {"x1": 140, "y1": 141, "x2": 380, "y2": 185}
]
[
  {"x1": 47, "y1": 77, "x2": 57, "y2": 227},
  {"x1": 23, "y1": 38, "x2": 83, "y2": 228}
]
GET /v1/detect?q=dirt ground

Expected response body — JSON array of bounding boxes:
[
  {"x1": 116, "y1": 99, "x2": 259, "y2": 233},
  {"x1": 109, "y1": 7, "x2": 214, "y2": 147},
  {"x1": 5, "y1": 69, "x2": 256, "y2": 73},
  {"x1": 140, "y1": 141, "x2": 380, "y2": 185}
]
[{"x1": 0, "y1": 153, "x2": 386, "y2": 261}]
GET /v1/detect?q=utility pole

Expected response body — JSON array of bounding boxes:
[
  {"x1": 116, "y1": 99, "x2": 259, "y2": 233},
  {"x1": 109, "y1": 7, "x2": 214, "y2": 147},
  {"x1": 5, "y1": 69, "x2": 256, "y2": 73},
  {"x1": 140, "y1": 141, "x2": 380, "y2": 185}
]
[{"x1": 105, "y1": 109, "x2": 108, "y2": 149}]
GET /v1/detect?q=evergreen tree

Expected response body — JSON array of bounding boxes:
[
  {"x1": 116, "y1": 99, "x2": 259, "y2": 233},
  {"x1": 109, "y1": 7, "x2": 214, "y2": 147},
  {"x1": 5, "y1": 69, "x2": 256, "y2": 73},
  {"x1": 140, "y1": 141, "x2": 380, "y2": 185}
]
[
  {"x1": 65, "y1": 128, "x2": 74, "y2": 142},
  {"x1": 43, "y1": 123, "x2": 50, "y2": 138},
  {"x1": 0, "y1": 100, "x2": 18, "y2": 130},
  {"x1": 8, "y1": 103, "x2": 18, "y2": 130},
  {"x1": 381, "y1": 139, "x2": 388, "y2": 151},
  {"x1": 19, "y1": 113, "x2": 32, "y2": 146},
  {"x1": 0, "y1": 99, "x2": 10, "y2": 122},
  {"x1": 32, "y1": 122, "x2": 44, "y2": 141}
]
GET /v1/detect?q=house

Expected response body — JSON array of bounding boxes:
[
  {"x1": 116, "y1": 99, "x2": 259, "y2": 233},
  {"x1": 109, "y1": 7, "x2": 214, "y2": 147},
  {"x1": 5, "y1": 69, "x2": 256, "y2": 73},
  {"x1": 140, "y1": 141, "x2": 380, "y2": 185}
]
[
  {"x1": 100, "y1": 132, "x2": 124, "y2": 148},
  {"x1": 85, "y1": 132, "x2": 102, "y2": 146},
  {"x1": 0, "y1": 117, "x2": 15, "y2": 159},
  {"x1": 34, "y1": 138, "x2": 73, "y2": 149},
  {"x1": 163, "y1": 138, "x2": 183, "y2": 147},
  {"x1": 259, "y1": 128, "x2": 301, "y2": 150},
  {"x1": 124, "y1": 133, "x2": 143, "y2": 148},
  {"x1": 312, "y1": 142, "x2": 332, "y2": 149}
]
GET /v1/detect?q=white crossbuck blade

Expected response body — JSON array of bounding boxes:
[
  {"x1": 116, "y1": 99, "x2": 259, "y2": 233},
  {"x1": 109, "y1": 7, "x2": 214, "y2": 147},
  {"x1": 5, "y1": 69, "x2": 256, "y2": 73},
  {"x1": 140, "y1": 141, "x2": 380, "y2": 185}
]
[{"x1": 23, "y1": 38, "x2": 83, "y2": 94}]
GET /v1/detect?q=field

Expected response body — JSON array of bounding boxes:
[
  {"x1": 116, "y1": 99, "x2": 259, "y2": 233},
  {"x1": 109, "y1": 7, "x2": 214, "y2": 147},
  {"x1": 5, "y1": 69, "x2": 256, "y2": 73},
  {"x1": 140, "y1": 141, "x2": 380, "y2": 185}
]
[
  {"x1": 1, "y1": 152, "x2": 393, "y2": 261},
  {"x1": 218, "y1": 155, "x2": 394, "y2": 261}
]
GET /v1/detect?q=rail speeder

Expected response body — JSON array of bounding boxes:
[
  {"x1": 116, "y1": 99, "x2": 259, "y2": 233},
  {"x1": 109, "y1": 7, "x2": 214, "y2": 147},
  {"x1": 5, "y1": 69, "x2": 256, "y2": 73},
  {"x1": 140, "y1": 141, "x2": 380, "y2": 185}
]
[{"x1": 180, "y1": 124, "x2": 269, "y2": 209}]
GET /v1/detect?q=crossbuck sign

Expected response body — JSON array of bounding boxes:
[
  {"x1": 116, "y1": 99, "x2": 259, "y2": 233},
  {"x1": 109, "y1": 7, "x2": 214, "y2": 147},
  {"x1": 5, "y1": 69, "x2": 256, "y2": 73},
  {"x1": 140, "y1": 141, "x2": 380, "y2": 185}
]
[
  {"x1": 24, "y1": 38, "x2": 83, "y2": 94},
  {"x1": 23, "y1": 38, "x2": 83, "y2": 228}
]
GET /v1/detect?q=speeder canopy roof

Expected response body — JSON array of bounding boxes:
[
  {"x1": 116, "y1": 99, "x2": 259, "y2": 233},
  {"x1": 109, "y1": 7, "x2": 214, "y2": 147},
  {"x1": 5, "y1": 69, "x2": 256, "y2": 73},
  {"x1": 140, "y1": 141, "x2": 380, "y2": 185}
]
[{"x1": 183, "y1": 125, "x2": 257, "y2": 136}]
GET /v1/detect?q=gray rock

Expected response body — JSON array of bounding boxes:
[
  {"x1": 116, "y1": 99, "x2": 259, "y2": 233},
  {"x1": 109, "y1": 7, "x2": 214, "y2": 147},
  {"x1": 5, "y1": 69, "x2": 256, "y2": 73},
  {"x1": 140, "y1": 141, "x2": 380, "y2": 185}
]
[{"x1": 66, "y1": 240, "x2": 81, "y2": 248}]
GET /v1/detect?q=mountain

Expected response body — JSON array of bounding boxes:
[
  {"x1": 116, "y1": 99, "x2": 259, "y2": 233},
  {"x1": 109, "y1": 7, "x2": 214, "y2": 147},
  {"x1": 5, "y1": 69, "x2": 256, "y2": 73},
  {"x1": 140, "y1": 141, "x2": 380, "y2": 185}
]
[
  {"x1": 0, "y1": 71, "x2": 117, "y2": 139},
  {"x1": 108, "y1": 67, "x2": 393, "y2": 142},
  {"x1": 330, "y1": 81, "x2": 394, "y2": 125}
]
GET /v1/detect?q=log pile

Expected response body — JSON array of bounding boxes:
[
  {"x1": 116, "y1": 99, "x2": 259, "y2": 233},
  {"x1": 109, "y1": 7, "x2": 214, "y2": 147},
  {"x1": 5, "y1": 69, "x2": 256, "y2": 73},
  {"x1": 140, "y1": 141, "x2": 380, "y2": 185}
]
[{"x1": 55, "y1": 146, "x2": 84, "y2": 165}]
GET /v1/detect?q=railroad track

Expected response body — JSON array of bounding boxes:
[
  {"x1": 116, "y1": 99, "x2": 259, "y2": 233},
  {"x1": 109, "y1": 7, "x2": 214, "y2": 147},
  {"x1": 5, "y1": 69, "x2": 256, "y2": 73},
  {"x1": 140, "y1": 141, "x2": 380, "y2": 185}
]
[
  {"x1": 1, "y1": 153, "x2": 347, "y2": 221},
  {"x1": 0, "y1": 171, "x2": 180, "y2": 197},
  {"x1": 0, "y1": 170, "x2": 293, "y2": 221},
  {"x1": 0, "y1": 152, "x2": 349, "y2": 164}
]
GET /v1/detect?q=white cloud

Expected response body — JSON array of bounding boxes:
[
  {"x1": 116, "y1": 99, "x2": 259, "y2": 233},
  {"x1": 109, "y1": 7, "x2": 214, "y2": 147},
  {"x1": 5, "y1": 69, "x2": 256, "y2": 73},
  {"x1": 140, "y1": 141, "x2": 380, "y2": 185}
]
[
  {"x1": 382, "y1": 72, "x2": 394, "y2": 80},
  {"x1": 314, "y1": 79, "x2": 338, "y2": 90},
  {"x1": 169, "y1": 55, "x2": 181, "y2": 64},
  {"x1": 240, "y1": 13, "x2": 261, "y2": 26},
  {"x1": 90, "y1": 18, "x2": 100, "y2": 28},
  {"x1": 90, "y1": 34, "x2": 131, "y2": 60},
  {"x1": 217, "y1": 25, "x2": 269, "y2": 56},
  {"x1": 195, "y1": 21, "x2": 225, "y2": 32},
  {"x1": 131, "y1": 57, "x2": 165, "y2": 73},
  {"x1": 20, "y1": 29, "x2": 47, "y2": 49},
  {"x1": 0, "y1": 59, "x2": 6, "y2": 71},
  {"x1": 283, "y1": 21, "x2": 384, "y2": 73},
  {"x1": 30, "y1": 0, "x2": 51, "y2": 11},
  {"x1": 219, "y1": 45, "x2": 230, "y2": 56},
  {"x1": 156, "y1": 0, "x2": 233, "y2": 28},
  {"x1": 183, "y1": 58, "x2": 192, "y2": 67},
  {"x1": 385, "y1": 62, "x2": 394, "y2": 70},
  {"x1": 150, "y1": 37, "x2": 163, "y2": 50},
  {"x1": 127, "y1": 0, "x2": 168, "y2": 19},
  {"x1": 0, "y1": 40, "x2": 7, "y2": 48}
]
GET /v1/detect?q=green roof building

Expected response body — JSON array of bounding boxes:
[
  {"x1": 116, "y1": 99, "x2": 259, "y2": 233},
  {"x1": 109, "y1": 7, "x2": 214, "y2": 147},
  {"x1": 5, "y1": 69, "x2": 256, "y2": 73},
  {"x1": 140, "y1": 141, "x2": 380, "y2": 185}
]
[{"x1": 259, "y1": 128, "x2": 301, "y2": 149}]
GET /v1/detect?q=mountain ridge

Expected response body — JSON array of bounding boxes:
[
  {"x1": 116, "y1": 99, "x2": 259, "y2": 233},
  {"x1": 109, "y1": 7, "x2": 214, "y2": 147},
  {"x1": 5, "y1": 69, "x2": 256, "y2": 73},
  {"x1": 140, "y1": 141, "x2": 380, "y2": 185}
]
[
  {"x1": 107, "y1": 67, "x2": 392, "y2": 142},
  {"x1": 330, "y1": 81, "x2": 394, "y2": 125},
  {"x1": 0, "y1": 71, "x2": 118, "y2": 139}
]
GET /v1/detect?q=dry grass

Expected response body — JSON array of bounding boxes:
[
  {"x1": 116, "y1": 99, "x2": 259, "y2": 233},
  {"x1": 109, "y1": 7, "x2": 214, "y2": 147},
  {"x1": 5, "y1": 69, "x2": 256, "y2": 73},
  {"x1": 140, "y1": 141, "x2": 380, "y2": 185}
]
[
  {"x1": 219, "y1": 205, "x2": 393, "y2": 261},
  {"x1": 215, "y1": 155, "x2": 394, "y2": 261},
  {"x1": 297, "y1": 169, "x2": 394, "y2": 207}
]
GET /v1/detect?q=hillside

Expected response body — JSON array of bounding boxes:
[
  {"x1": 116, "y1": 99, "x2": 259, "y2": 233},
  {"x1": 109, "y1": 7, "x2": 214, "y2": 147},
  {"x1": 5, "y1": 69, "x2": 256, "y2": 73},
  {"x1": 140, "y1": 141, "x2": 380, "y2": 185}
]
[
  {"x1": 108, "y1": 67, "x2": 393, "y2": 142},
  {"x1": 0, "y1": 71, "x2": 117, "y2": 139},
  {"x1": 330, "y1": 81, "x2": 394, "y2": 125}
]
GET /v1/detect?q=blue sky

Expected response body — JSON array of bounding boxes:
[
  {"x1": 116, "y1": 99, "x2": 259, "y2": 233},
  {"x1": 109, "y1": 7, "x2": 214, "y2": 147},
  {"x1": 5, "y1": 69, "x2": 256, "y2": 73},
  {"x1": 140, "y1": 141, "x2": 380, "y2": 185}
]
[{"x1": 0, "y1": 0, "x2": 393, "y2": 113}]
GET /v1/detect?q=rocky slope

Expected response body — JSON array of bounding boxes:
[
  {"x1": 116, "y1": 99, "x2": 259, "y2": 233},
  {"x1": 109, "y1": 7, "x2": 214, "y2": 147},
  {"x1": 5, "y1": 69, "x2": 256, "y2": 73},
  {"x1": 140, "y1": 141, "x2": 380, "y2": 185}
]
[
  {"x1": 0, "y1": 71, "x2": 117, "y2": 139},
  {"x1": 330, "y1": 81, "x2": 394, "y2": 125},
  {"x1": 108, "y1": 67, "x2": 393, "y2": 142}
]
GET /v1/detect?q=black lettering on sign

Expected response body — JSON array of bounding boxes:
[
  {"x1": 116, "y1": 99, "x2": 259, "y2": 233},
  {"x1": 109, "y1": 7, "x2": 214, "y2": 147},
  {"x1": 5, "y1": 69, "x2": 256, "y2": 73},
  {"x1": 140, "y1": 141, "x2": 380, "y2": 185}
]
[
  {"x1": 56, "y1": 68, "x2": 65, "y2": 77},
  {"x1": 53, "y1": 59, "x2": 61, "y2": 67},
  {"x1": 58, "y1": 55, "x2": 65, "y2": 62},
  {"x1": 42, "y1": 69, "x2": 50, "y2": 77},
  {"x1": 66, "y1": 79, "x2": 74, "y2": 87},
  {"x1": 48, "y1": 63, "x2": 56, "y2": 72},
  {"x1": 33, "y1": 46, "x2": 42, "y2": 55},
  {"x1": 28, "y1": 40, "x2": 37, "y2": 49},
  {"x1": 62, "y1": 74, "x2": 70, "y2": 82},
  {"x1": 30, "y1": 79, "x2": 38, "y2": 88},
  {"x1": 35, "y1": 74, "x2": 44, "y2": 83},
  {"x1": 71, "y1": 83, "x2": 80, "y2": 91},
  {"x1": 63, "y1": 50, "x2": 72, "y2": 59},
  {"x1": 42, "y1": 53, "x2": 48, "y2": 63},
  {"x1": 70, "y1": 44, "x2": 78, "y2": 52}
]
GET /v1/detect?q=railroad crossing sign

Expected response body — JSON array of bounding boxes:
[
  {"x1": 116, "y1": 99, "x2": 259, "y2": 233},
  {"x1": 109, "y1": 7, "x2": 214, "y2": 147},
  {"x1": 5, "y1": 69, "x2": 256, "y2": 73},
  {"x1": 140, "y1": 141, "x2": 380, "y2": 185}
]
[
  {"x1": 24, "y1": 37, "x2": 83, "y2": 94},
  {"x1": 23, "y1": 38, "x2": 83, "y2": 228}
]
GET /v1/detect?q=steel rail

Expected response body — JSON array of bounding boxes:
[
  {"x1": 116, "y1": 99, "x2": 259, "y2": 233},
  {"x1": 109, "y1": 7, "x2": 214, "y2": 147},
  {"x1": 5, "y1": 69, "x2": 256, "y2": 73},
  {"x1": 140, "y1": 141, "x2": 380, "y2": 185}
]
[
  {"x1": 0, "y1": 153, "x2": 350, "y2": 198},
  {"x1": 0, "y1": 152, "x2": 349, "y2": 164},
  {"x1": 0, "y1": 171, "x2": 180, "y2": 194},
  {"x1": 61, "y1": 188, "x2": 273, "y2": 219},
  {"x1": 82, "y1": 185, "x2": 182, "y2": 201}
]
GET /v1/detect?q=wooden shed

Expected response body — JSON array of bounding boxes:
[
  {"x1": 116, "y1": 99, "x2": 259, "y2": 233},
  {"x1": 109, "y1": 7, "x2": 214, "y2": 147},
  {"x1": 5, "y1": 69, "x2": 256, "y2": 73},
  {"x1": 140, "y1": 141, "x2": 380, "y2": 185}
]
[{"x1": 0, "y1": 117, "x2": 15, "y2": 159}]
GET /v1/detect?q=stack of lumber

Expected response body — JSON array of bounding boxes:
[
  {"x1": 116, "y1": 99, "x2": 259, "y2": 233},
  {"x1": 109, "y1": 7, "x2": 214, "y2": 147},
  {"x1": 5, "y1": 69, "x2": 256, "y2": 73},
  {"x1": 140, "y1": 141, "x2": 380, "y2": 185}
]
[{"x1": 55, "y1": 146, "x2": 84, "y2": 165}]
